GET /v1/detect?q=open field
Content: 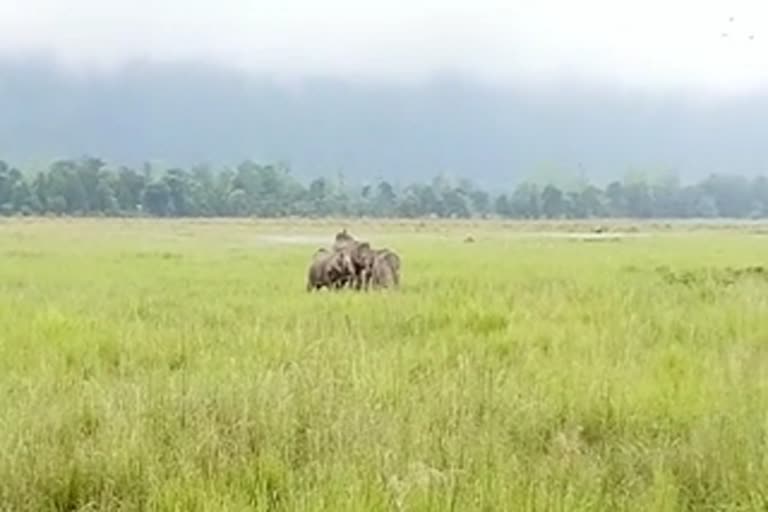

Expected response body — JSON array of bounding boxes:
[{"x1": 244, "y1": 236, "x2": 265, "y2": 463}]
[{"x1": 1, "y1": 218, "x2": 768, "y2": 511}]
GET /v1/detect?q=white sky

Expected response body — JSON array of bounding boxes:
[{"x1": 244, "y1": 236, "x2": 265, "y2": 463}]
[{"x1": 0, "y1": 0, "x2": 766, "y2": 94}]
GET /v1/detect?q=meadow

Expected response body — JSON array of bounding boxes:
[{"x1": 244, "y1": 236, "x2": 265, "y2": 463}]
[{"x1": 1, "y1": 218, "x2": 768, "y2": 511}]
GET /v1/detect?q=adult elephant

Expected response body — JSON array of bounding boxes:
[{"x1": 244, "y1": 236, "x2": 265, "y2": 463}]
[
  {"x1": 333, "y1": 233, "x2": 376, "y2": 290},
  {"x1": 375, "y1": 248, "x2": 401, "y2": 286},
  {"x1": 333, "y1": 228, "x2": 355, "y2": 246},
  {"x1": 370, "y1": 249, "x2": 402, "y2": 289},
  {"x1": 345, "y1": 241, "x2": 377, "y2": 290},
  {"x1": 306, "y1": 248, "x2": 355, "y2": 291}
]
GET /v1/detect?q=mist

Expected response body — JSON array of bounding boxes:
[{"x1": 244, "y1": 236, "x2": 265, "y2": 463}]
[{"x1": 1, "y1": 0, "x2": 768, "y2": 184}]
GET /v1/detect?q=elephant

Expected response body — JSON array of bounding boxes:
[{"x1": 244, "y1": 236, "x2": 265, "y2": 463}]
[
  {"x1": 375, "y1": 248, "x2": 400, "y2": 272},
  {"x1": 322, "y1": 231, "x2": 402, "y2": 291},
  {"x1": 332, "y1": 229, "x2": 359, "y2": 253},
  {"x1": 346, "y1": 241, "x2": 377, "y2": 290},
  {"x1": 369, "y1": 252, "x2": 397, "y2": 289},
  {"x1": 306, "y1": 248, "x2": 355, "y2": 291},
  {"x1": 334, "y1": 228, "x2": 355, "y2": 244},
  {"x1": 330, "y1": 232, "x2": 359, "y2": 287},
  {"x1": 331, "y1": 237, "x2": 376, "y2": 290},
  {"x1": 374, "y1": 248, "x2": 401, "y2": 287}
]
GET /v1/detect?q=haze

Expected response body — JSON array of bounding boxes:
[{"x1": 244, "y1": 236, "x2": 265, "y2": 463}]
[{"x1": 1, "y1": 0, "x2": 767, "y2": 184}]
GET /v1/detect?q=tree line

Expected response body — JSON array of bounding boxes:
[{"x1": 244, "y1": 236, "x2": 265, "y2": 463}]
[{"x1": 1, "y1": 157, "x2": 768, "y2": 219}]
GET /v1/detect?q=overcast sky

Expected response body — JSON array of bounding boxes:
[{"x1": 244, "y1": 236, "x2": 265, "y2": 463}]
[{"x1": 0, "y1": 0, "x2": 766, "y2": 95}]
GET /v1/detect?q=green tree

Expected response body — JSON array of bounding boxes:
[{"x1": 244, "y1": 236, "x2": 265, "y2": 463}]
[
  {"x1": 624, "y1": 181, "x2": 653, "y2": 218},
  {"x1": 541, "y1": 184, "x2": 565, "y2": 219},
  {"x1": 93, "y1": 169, "x2": 119, "y2": 214},
  {"x1": 372, "y1": 180, "x2": 397, "y2": 217},
  {"x1": 692, "y1": 194, "x2": 719, "y2": 218},
  {"x1": 227, "y1": 189, "x2": 249, "y2": 216},
  {"x1": 700, "y1": 174, "x2": 752, "y2": 218},
  {"x1": 509, "y1": 183, "x2": 540, "y2": 218},
  {"x1": 605, "y1": 181, "x2": 625, "y2": 217},
  {"x1": 0, "y1": 161, "x2": 11, "y2": 211},
  {"x1": 442, "y1": 188, "x2": 470, "y2": 218},
  {"x1": 397, "y1": 185, "x2": 426, "y2": 218},
  {"x1": 76, "y1": 156, "x2": 106, "y2": 212},
  {"x1": 0, "y1": 154, "x2": 766, "y2": 220},
  {"x1": 47, "y1": 160, "x2": 88, "y2": 214},
  {"x1": 164, "y1": 168, "x2": 196, "y2": 216},
  {"x1": 31, "y1": 172, "x2": 48, "y2": 213},
  {"x1": 307, "y1": 177, "x2": 333, "y2": 216},
  {"x1": 580, "y1": 185, "x2": 606, "y2": 217},
  {"x1": 143, "y1": 181, "x2": 171, "y2": 216},
  {"x1": 9, "y1": 169, "x2": 35, "y2": 214},
  {"x1": 115, "y1": 166, "x2": 146, "y2": 213}
]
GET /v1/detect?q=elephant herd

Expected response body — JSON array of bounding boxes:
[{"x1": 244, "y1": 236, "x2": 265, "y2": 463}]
[{"x1": 307, "y1": 229, "x2": 402, "y2": 291}]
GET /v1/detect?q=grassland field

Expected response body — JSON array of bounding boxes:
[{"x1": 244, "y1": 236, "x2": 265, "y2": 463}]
[{"x1": 1, "y1": 217, "x2": 768, "y2": 511}]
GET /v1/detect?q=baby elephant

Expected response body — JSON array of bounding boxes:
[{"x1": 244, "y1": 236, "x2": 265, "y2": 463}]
[{"x1": 306, "y1": 248, "x2": 354, "y2": 291}]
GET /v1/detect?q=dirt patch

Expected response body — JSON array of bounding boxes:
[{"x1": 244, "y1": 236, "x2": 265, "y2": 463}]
[
  {"x1": 256, "y1": 234, "x2": 333, "y2": 246},
  {"x1": 577, "y1": 235, "x2": 624, "y2": 243}
]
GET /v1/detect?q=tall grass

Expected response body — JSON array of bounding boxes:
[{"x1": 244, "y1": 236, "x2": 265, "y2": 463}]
[{"x1": 0, "y1": 219, "x2": 767, "y2": 511}]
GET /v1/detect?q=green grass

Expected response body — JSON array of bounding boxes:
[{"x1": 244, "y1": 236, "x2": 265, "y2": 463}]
[{"x1": 1, "y1": 218, "x2": 768, "y2": 511}]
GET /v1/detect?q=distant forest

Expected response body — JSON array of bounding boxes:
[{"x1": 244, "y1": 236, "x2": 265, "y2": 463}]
[{"x1": 1, "y1": 157, "x2": 767, "y2": 219}]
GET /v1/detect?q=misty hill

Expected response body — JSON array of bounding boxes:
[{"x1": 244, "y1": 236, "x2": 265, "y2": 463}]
[{"x1": 1, "y1": 57, "x2": 766, "y2": 186}]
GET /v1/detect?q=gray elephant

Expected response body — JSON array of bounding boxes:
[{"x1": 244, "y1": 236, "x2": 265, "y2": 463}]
[
  {"x1": 334, "y1": 228, "x2": 355, "y2": 245},
  {"x1": 370, "y1": 255, "x2": 394, "y2": 289},
  {"x1": 327, "y1": 230, "x2": 401, "y2": 291},
  {"x1": 375, "y1": 248, "x2": 401, "y2": 283},
  {"x1": 346, "y1": 241, "x2": 377, "y2": 290},
  {"x1": 370, "y1": 249, "x2": 401, "y2": 289},
  {"x1": 332, "y1": 237, "x2": 376, "y2": 290},
  {"x1": 306, "y1": 248, "x2": 355, "y2": 291},
  {"x1": 330, "y1": 232, "x2": 357, "y2": 287},
  {"x1": 332, "y1": 229, "x2": 359, "y2": 252}
]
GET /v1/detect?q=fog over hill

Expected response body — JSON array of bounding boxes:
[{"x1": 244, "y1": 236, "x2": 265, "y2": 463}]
[
  {"x1": 2, "y1": 57, "x2": 766, "y2": 187},
  {"x1": 1, "y1": 0, "x2": 767, "y2": 186}
]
